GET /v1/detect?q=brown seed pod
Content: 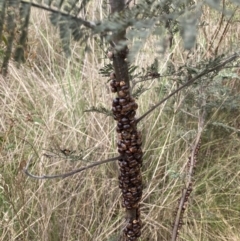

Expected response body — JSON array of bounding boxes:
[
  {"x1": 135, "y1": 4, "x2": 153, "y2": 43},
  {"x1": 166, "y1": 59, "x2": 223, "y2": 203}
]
[
  {"x1": 117, "y1": 141, "x2": 122, "y2": 148},
  {"x1": 122, "y1": 104, "x2": 132, "y2": 112},
  {"x1": 116, "y1": 126, "x2": 123, "y2": 133},
  {"x1": 136, "y1": 131, "x2": 142, "y2": 138},
  {"x1": 134, "y1": 150, "x2": 143, "y2": 158},
  {"x1": 120, "y1": 172, "x2": 127, "y2": 178},
  {"x1": 123, "y1": 124, "x2": 131, "y2": 130},
  {"x1": 129, "y1": 96, "x2": 135, "y2": 102},
  {"x1": 124, "y1": 192, "x2": 133, "y2": 198},
  {"x1": 122, "y1": 189, "x2": 128, "y2": 194},
  {"x1": 117, "y1": 122, "x2": 124, "y2": 128},
  {"x1": 129, "y1": 146, "x2": 138, "y2": 153},
  {"x1": 120, "y1": 117, "x2": 129, "y2": 124},
  {"x1": 125, "y1": 150, "x2": 132, "y2": 155},
  {"x1": 132, "y1": 219, "x2": 139, "y2": 224},
  {"x1": 129, "y1": 166, "x2": 140, "y2": 174},
  {"x1": 132, "y1": 102, "x2": 138, "y2": 110},
  {"x1": 131, "y1": 177, "x2": 142, "y2": 185},
  {"x1": 110, "y1": 72, "x2": 116, "y2": 80},
  {"x1": 127, "y1": 156, "x2": 135, "y2": 164},
  {"x1": 128, "y1": 110, "x2": 136, "y2": 119},
  {"x1": 138, "y1": 160, "x2": 143, "y2": 166},
  {"x1": 112, "y1": 107, "x2": 117, "y2": 113},
  {"x1": 135, "y1": 230, "x2": 141, "y2": 238},
  {"x1": 123, "y1": 176, "x2": 130, "y2": 184},
  {"x1": 127, "y1": 230, "x2": 134, "y2": 237},
  {"x1": 113, "y1": 115, "x2": 119, "y2": 121},
  {"x1": 118, "y1": 149, "x2": 125, "y2": 154},
  {"x1": 112, "y1": 110, "x2": 120, "y2": 116},
  {"x1": 107, "y1": 51, "x2": 114, "y2": 59},
  {"x1": 129, "y1": 118, "x2": 136, "y2": 126},
  {"x1": 120, "y1": 167, "x2": 130, "y2": 173},
  {"x1": 128, "y1": 160, "x2": 138, "y2": 168},
  {"x1": 116, "y1": 105, "x2": 122, "y2": 112},
  {"x1": 126, "y1": 152, "x2": 134, "y2": 158},
  {"x1": 119, "y1": 159, "x2": 128, "y2": 166},
  {"x1": 121, "y1": 85, "x2": 129, "y2": 92},
  {"x1": 123, "y1": 139, "x2": 131, "y2": 146},
  {"x1": 118, "y1": 90, "x2": 128, "y2": 97},
  {"x1": 120, "y1": 80, "x2": 126, "y2": 86},
  {"x1": 122, "y1": 182, "x2": 129, "y2": 188},
  {"x1": 125, "y1": 167, "x2": 131, "y2": 173},
  {"x1": 115, "y1": 81, "x2": 121, "y2": 87},
  {"x1": 133, "y1": 226, "x2": 140, "y2": 233},
  {"x1": 115, "y1": 113, "x2": 122, "y2": 119},
  {"x1": 110, "y1": 80, "x2": 116, "y2": 87},
  {"x1": 126, "y1": 222, "x2": 133, "y2": 229},
  {"x1": 118, "y1": 175, "x2": 124, "y2": 181},
  {"x1": 132, "y1": 192, "x2": 141, "y2": 198},
  {"x1": 125, "y1": 170, "x2": 130, "y2": 176},
  {"x1": 112, "y1": 98, "x2": 119, "y2": 105},
  {"x1": 119, "y1": 98, "x2": 128, "y2": 106},
  {"x1": 121, "y1": 131, "x2": 132, "y2": 139},
  {"x1": 120, "y1": 143, "x2": 127, "y2": 150},
  {"x1": 118, "y1": 133, "x2": 123, "y2": 140},
  {"x1": 119, "y1": 143, "x2": 127, "y2": 151},
  {"x1": 130, "y1": 141, "x2": 138, "y2": 146},
  {"x1": 130, "y1": 176, "x2": 138, "y2": 183},
  {"x1": 111, "y1": 87, "x2": 117, "y2": 93},
  {"x1": 128, "y1": 187, "x2": 137, "y2": 193},
  {"x1": 124, "y1": 200, "x2": 130, "y2": 206},
  {"x1": 137, "y1": 138, "x2": 142, "y2": 145}
]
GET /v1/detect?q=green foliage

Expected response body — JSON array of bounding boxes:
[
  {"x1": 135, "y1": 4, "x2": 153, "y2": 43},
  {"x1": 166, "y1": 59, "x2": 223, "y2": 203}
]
[
  {"x1": 99, "y1": 63, "x2": 113, "y2": 79},
  {"x1": 1, "y1": 0, "x2": 240, "y2": 74},
  {"x1": 132, "y1": 84, "x2": 148, "y2": 99}
]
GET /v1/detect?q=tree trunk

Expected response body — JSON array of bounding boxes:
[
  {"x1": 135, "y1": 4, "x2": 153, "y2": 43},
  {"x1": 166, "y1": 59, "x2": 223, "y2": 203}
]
[{"x1": 109, "y1": 1, "x2": 143, "y2": 240}]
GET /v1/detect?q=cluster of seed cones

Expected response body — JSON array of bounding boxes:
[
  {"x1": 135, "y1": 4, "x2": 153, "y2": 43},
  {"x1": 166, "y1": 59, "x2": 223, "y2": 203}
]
[
  {"x1": 110, "y1": 77, "x2": 143, "y2": 240},
  {"x1": 172, "y1": 183, "x2": 193, "y2": 237},
  {"x1": 172, "y1": 139, "x2": 201, "y2": 239}
]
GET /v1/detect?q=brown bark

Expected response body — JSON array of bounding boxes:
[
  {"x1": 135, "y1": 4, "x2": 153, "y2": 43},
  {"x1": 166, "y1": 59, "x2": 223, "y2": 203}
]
[{"x1": 109, "y1": 1, "x2": 143, "y2": 240}]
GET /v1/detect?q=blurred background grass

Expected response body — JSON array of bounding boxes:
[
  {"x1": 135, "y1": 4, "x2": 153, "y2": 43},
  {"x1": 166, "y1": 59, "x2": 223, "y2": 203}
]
[{"x1": 1, "y1": 3, "x2": 240, "y2": 241}]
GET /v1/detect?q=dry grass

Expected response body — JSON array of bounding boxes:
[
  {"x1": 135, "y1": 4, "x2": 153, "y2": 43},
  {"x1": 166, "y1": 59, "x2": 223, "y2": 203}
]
[{"x1": 1, "y1": 3, "x2": 240, "y2": 241}]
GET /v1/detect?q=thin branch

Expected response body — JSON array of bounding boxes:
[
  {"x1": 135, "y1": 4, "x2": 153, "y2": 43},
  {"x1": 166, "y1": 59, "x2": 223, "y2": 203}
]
[
  {"x1": 136, "y1": 52, "x2": 239, "y2": 123},
  {"x1": 214, "y1": 7, "x2": 236, "y2": 56},
  {"x1": 171, "y1": 114, "x2": 204, "y2": 241},
  {"x1": 21, "y1": 1, "x2": 96, "y2": 29},
  {"x1": 23, "y1": 155, "x2": 120, "y2": 179},
  {"x1": 171, "y1": 86, "x2": 206, "y2": 241},
  {"x1": 205, "y1": 0, "x2": 225, "y2": 57}
]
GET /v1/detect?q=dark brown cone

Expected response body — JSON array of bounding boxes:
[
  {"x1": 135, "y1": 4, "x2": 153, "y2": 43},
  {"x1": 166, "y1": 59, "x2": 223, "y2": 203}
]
[{"x1": 111, "y1": 77, "x2": 143, "y2": 240}]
